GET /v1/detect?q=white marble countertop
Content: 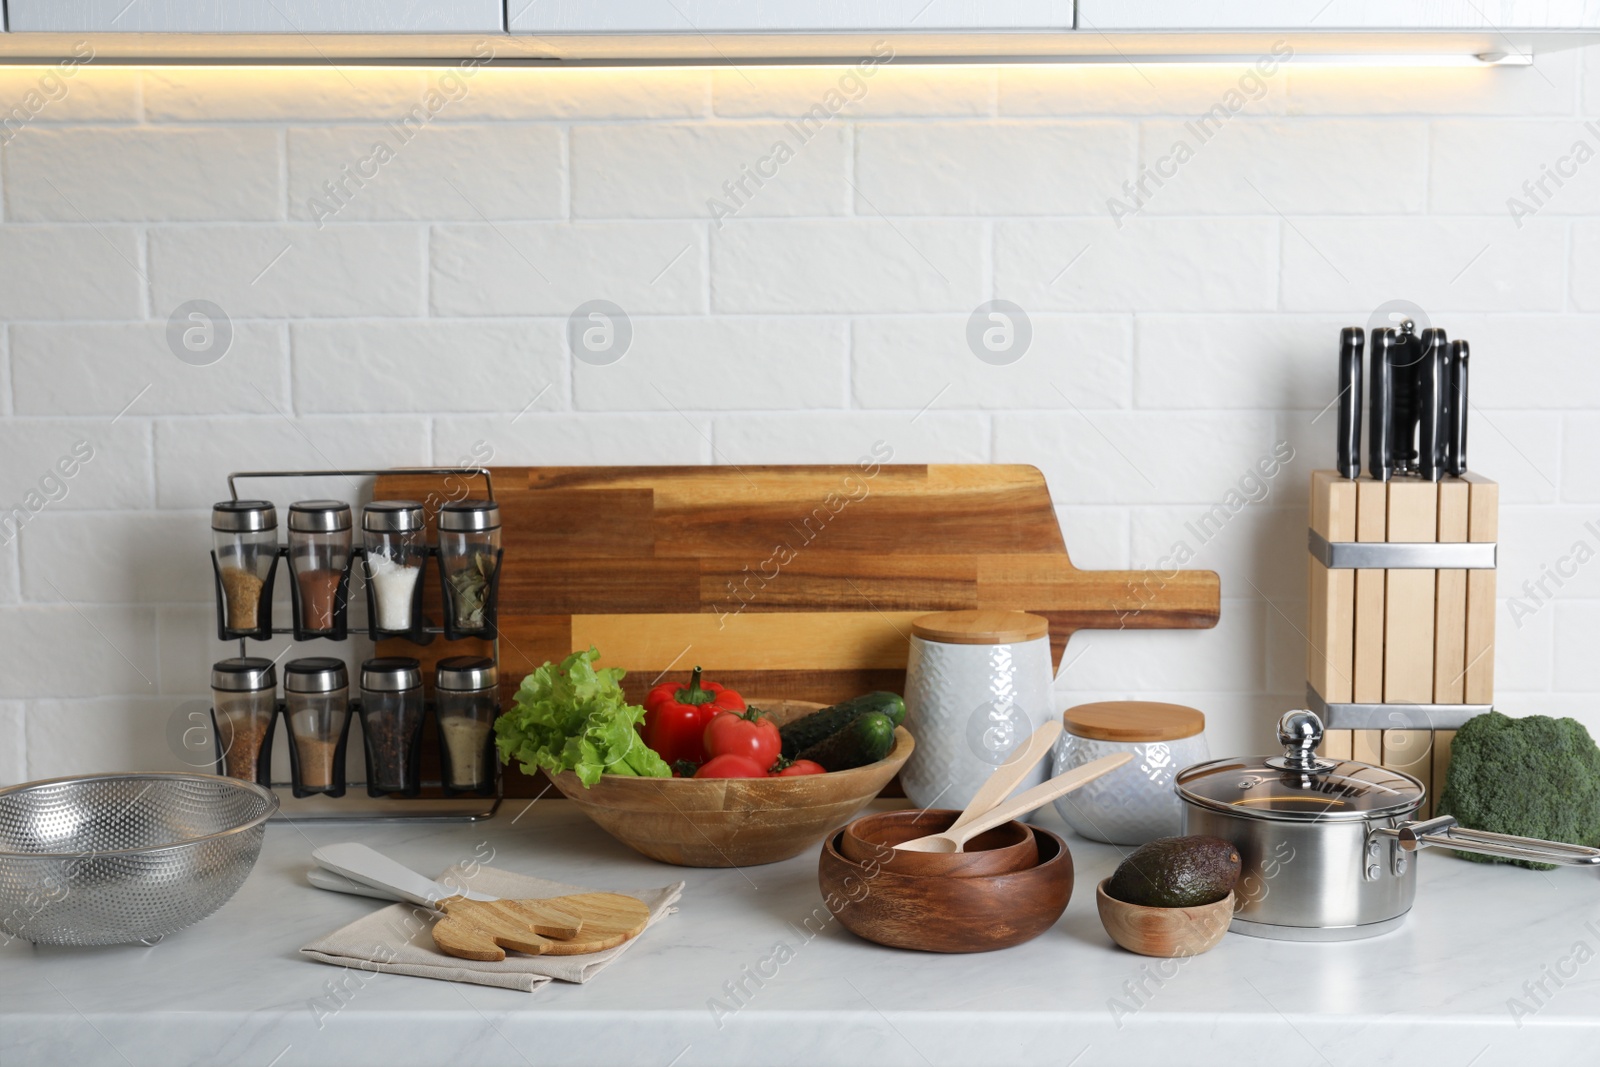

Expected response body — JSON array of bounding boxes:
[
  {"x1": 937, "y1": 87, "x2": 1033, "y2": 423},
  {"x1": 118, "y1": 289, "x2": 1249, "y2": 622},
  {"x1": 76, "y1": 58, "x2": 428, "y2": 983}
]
[{"x1": 3, "y1": 800, "x2": 1599, "y2": 1067}]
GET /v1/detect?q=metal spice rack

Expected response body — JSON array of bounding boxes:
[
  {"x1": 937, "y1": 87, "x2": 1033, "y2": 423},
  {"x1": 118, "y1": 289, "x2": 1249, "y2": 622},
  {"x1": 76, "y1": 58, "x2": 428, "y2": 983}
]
[{"x1": 213, "y1": 467, "x2": 505, "y2": 822}]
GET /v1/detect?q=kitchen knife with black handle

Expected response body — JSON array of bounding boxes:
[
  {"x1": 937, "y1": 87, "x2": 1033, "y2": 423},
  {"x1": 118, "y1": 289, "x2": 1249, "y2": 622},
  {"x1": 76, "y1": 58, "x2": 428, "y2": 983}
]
[
  {"x1": 1337, "y1": 327, "x2": 1364, "y2": 479},
  {"x1": 1390, "y1": 323, "x2": 1427, "y2": 474},
  {"x1": 1418, "y1": 330, "x2": 1449, "y2": 482},
  {"x1": 1448, "y1": 339, "x2": 1469, "y2": 476},
  {"x1": 1367, "y1": 327, "x2": 1395, "y2": 482}
]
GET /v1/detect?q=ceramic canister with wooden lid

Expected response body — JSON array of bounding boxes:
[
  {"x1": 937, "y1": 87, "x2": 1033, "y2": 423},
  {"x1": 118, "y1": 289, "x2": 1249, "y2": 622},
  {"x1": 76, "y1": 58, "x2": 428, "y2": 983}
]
[
  {"x1": 899, "y1": 610, "x2": 1057, "y2": 819},
  {"x1": 1050, "y1": 701, "x2": 1208, "y2": 846}
]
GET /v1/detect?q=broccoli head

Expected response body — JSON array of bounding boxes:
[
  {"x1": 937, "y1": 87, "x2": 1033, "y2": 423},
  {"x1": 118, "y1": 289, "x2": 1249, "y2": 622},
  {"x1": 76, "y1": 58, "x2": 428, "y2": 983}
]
[{"x1": 1436, "y1": 711, "x2": 1600, "y2": 871}]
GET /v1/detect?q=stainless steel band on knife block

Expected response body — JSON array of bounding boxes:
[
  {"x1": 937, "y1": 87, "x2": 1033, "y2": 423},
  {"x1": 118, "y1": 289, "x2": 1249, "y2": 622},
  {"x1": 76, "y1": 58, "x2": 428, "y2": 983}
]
[
  {"x1": 1306, "y1": 528, "x2": 1496, "y2": 729},
  {"x1": 1307, "y1": 530, "x2": 1497, "y2": 570},
  {"x1": 1306, "y1": 685, "x2": 1491, "y2": 731}
]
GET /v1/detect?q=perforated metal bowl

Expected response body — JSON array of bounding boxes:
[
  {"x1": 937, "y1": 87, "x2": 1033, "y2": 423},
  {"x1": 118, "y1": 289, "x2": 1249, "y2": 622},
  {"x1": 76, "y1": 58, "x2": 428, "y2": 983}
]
[{"x1": 0, "y1": 773, "x2": 278, "y2": 946}]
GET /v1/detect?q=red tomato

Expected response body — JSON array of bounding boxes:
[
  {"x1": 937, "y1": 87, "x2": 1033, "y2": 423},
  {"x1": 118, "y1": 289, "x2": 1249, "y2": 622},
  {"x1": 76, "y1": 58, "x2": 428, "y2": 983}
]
[
  {"x1": 773, "y1": 759, "x2": 826, "y2": 777},
  {"x1": 703, "y1": 708, "x2": 781, "y2": 770},
  {"x1": 693, "y1": 753, "x2": 768, "y2": 779}
]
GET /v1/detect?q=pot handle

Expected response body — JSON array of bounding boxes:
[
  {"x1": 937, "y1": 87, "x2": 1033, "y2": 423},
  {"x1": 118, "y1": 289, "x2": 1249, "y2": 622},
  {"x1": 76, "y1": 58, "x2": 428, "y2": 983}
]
[{"x1": 1381, "y1": 815, "x2": 1600, "y2": 867}]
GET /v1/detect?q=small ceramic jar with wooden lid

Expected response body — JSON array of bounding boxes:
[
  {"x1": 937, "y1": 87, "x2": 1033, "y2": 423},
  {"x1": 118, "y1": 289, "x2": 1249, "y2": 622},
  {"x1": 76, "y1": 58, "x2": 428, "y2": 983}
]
[
  {"x1": 1051, "y1": 701, "x2": 1208, "y2": 846},
  {"x1": 900, "y1": 609, "x2": 1057, "y2": 818}
]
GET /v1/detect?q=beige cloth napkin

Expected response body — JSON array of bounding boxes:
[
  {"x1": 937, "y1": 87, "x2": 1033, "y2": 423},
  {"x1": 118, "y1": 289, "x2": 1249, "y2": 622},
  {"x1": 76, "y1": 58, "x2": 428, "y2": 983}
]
[{"x1": 301, "y1": 863, "x2": 685, "y2": 993}]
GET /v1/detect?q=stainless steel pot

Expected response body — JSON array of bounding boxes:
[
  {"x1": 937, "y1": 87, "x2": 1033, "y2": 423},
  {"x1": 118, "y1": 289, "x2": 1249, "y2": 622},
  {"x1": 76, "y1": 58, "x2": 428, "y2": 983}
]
[{"x1": 1177, "y1": 710, "x2": 1600, "y2": 942}]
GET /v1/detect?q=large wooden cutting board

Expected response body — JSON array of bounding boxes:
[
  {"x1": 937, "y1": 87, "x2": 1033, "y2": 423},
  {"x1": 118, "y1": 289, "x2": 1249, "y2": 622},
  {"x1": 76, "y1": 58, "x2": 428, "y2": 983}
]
[{"x1": 377, "y1": 465, "x2": 1220, "y2": 797}]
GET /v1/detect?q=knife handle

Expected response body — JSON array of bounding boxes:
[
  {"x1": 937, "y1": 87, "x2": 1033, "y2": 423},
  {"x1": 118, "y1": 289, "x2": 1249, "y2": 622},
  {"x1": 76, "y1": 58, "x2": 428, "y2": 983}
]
[
  {"x1": 1395, "y1": 327, "x2": 1433, "y2": 473},
  {"x1": 1448, "y1": 340, "x2": 1469, "y2": 476},
  {"x1": 1337, "y1": 327, "x2": 1364, "y2": 480},
  {"x1": 1418, "y1": 330, "x2": 1449, "y2": 482},
  {"x1": 1367, "y1": 328, "x2": 1395, "y2": 482}
]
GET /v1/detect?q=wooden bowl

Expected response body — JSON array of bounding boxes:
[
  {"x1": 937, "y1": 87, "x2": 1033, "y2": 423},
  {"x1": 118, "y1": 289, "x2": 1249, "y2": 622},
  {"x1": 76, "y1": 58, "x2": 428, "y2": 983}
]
[
  {"x1": 1095, "y1": 880, "x2": 1234, "y2": 958},
  {"x1": 548, "y1": 700, "x2": 913, "y2": 868},
  {"x1": 840, "y1": 808, "x2": 1038, "y2": 878},
  {"x1": 818, "y1": 825, "x2": 1073, "y2": 953}
]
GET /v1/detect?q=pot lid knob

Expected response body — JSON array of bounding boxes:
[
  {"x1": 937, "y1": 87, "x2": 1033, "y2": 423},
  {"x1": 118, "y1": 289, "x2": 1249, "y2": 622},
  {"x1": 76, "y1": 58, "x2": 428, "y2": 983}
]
[{"x1": 1266, "y1": 709, "x2": 1337, "y2": 773}]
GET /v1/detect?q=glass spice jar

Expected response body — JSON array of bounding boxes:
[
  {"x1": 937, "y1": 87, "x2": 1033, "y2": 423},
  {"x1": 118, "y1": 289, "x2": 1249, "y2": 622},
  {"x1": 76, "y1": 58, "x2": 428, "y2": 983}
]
[
  {"x1": 210, "y1": 657, "x2": 277, "y2": 785},
  {"x1": 361, "y1": 501, "x2": 425, "y2": 634},
  {"x1": 288, "y1": 500, "x2": 352, "y2": 635},
  {"x1": 212, "y1": 500, "x2": 277, "y2": 634},
  {"x1": 435, "y1": 656, "x2": 498, "y2": 795},
  {"x1": 284, "y1": 657, "x2": 350, "y2": 797},
  {"x1": 438, "y1": 500, "x2": 500, "y2": 635},
  {"x1": 359, "y1": 657, "x2": 425, "y2": 797}
]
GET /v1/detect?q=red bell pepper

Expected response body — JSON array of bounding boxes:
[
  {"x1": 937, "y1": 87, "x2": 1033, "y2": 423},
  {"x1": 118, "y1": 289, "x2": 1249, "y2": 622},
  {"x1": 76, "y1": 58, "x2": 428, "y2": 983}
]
[{"x1": 641, "y1": 666, "x2": 746, "y2": 765}]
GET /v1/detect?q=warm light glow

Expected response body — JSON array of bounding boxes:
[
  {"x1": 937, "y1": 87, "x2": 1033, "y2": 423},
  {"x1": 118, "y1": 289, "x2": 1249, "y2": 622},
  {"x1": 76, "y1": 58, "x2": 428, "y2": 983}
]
[{"x1": 0, "y1": 54, "x2": 1531, "y2": 70}]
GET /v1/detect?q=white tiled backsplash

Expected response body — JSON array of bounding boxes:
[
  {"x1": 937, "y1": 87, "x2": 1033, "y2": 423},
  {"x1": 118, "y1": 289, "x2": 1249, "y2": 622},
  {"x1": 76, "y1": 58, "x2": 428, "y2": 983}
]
[{"x1": 3, "y1": 49, "x2": 1599, "y2": 782}]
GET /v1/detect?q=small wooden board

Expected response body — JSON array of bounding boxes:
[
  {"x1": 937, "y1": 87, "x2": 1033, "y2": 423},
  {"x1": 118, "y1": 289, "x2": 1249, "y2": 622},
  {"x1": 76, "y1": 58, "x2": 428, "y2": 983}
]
[{"x1": 432, "y1": 892, "x2": 650, "y2": 962}]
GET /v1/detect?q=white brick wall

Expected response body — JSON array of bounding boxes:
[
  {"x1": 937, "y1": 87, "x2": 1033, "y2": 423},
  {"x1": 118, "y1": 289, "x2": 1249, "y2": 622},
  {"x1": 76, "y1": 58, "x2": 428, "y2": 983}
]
[{"x1": 2, "y1": 52, "x2": 1598, "y2": 778}]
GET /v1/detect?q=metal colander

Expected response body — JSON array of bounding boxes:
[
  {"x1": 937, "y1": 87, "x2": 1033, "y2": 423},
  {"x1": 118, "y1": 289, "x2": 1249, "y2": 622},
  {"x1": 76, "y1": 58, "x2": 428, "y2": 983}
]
[{"x1": 0, "y1": 773, "x2": 278, "y2": 946}]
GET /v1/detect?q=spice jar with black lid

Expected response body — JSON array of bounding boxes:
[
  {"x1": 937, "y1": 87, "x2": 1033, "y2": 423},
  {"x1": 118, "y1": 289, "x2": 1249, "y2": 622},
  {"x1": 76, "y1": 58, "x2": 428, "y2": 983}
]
[
  {"x1": 288, "y1": 500, "x2": 352, "y2": 639},
  {"x1": 284, "y1": 657, "x2": 351, "y2": 798},
  {"x1": 437, "y1": 500, "x2": 501, "y2": 639},
  {"x1": 211, "y1": 500, "x2": 278, "y2": 639},
  {"x1": 358, "y1": 657, "x2": 426, "y2": 798},
  {"x1": 435, "y1": 656, "x2": 499, "y2": 796},
  {"x1": 210, "y1": 657, "x2": 278, "y2": 786},
  {"x1": 361, "y1": 501, "x2": 426, "y2": 637}
]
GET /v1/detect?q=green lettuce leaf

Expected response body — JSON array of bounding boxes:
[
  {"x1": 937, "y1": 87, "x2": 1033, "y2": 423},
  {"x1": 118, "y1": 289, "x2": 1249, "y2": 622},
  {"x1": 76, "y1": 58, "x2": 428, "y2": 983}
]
[{"x1": 494, "y1": 647, "x2": 671, "y2": 788}]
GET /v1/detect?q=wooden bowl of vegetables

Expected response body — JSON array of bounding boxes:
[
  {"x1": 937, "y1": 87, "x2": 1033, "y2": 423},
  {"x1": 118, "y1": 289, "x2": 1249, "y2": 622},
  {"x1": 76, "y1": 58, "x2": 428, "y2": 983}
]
[
  {"x1": 499, "y1": 652, "x2": 913, "y2": 867},
  {"x1": 548, "y1": 699, "x2": 912, "y2": 868}
]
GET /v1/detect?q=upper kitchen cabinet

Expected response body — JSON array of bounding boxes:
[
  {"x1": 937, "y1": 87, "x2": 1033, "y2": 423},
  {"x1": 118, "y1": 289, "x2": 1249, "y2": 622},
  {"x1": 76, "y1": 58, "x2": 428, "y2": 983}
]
[
  {"x1": 1, "y1": 0, "x2": 1594, "y2": 60},
  {"x1": 506, "y1": 1, "x2": 1077, "y2": 61},
  {"x1": 508, "y1": 1, "x2": 1074, "y2": 33},
  {"x1": 4, "y1": 1, "x2": 505, "y2": 34},
  {"x1": 1076, "y1": 0, "x2": 1600, "y2": 29}
]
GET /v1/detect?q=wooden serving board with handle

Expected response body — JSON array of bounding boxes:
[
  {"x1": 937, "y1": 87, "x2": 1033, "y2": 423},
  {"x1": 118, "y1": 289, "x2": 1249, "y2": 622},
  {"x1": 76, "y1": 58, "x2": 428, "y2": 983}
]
[{"x1": 376, "y1": 465, "x2": 1220, "y2": 797}]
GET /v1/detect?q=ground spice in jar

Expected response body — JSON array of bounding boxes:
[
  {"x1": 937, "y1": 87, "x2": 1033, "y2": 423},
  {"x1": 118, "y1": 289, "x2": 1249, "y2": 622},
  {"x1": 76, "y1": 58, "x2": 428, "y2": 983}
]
[
  {"x1": 296, "y1": 737, "x2": 339, "y2": 790},
  {"x1": 220, "y1": 566, "x2": 264, "y2": 631},
  {"x1": 440, "y1": 716, "x2": 493, "y2": 786},
  {"x1": 216, "y1": 708, "x2": 271, "y2": 781},
  {"x1": 297, "y1": 568, "x2": 342, "y2": 630}
]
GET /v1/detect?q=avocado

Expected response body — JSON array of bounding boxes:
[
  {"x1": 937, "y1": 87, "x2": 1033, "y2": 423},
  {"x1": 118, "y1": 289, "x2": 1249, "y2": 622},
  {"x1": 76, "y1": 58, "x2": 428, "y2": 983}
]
[{"x1": 1105, "y1": 836, "x2": 1241, "y2": 908}]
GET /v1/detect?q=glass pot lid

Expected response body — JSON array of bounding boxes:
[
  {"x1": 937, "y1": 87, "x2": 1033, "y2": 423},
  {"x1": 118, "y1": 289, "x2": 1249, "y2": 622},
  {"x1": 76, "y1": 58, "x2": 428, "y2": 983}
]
[{"x1": 1176, "y1": 710, "x2": 1424, "y2": 822}]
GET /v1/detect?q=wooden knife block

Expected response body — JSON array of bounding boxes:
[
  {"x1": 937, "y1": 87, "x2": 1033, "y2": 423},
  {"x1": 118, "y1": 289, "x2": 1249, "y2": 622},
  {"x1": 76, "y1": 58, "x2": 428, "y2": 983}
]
[{"x1": 1307, "y1": 469, "x2": 1498, "y2": 816}]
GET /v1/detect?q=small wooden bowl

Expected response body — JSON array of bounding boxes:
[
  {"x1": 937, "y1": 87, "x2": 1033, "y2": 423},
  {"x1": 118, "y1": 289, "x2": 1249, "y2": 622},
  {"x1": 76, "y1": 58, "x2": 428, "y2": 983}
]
[
  {"x1": 547, "y1": 700, "x2": 913, "y2": 868},
  {"x1": 1095, "y1": 880, "x2": 1234, "y2": 958},
  {"x1": 840, "y1": 808, "x2": 1038, "y2": 878},
  {"x1": 818, "y1": 825, "x2": 1073, "y2": 953}
]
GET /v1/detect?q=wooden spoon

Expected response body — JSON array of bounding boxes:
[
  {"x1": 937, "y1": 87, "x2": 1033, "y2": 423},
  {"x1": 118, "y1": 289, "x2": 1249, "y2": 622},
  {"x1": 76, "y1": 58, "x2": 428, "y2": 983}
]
[
  {"x1": 894, "y1": 752, "x2": 1132, "y2": 853},
  {"x1": 946, "y1": 719, "x2": 1063, "y2": 835}
]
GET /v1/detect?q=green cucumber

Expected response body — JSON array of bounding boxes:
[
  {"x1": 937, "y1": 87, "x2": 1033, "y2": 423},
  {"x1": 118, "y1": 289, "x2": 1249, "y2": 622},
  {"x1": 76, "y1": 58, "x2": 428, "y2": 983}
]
[
  {"x1": 797, "y1": 711, "x2": 896, "y2": 772},
  {"x1": 778, "y1": 692, "x2": 905, "y2": 758}
]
